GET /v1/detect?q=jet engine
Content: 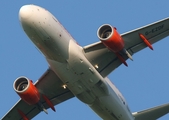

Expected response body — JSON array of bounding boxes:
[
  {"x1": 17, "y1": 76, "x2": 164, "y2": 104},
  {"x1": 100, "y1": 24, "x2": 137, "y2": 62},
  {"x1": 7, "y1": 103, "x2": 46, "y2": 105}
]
[
  {"x1": 97, "y1": 24, "x2": 124, "y2": 53},
  {"x1": 13, "y1": 77, "x2": 40, "y2": 105},
  {"x1": 97, "y1": 24, "x2": 133, "y2": 66}
]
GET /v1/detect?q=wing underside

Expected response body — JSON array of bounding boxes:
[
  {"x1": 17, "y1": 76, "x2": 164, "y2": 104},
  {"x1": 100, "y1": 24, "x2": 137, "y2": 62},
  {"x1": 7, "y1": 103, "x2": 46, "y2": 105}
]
[
  {"x1": 83, "y1": 17, "x2": 169, "y2": 77},
  {"x1": 2, "y1": 69, "x2": 74, "y2": 120},
  {"x1": 2, "y1": 17, "x2": 169, "y2": 120}
]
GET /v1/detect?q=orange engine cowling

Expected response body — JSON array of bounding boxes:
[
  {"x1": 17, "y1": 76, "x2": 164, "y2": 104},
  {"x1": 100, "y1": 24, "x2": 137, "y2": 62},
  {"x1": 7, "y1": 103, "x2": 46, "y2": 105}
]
[
  {"x1": 13, "y1": 77, "x2": 40, "y2": 105},
  {"x1": 97, "y1": 24, "x2": 124, "y2": 53}
]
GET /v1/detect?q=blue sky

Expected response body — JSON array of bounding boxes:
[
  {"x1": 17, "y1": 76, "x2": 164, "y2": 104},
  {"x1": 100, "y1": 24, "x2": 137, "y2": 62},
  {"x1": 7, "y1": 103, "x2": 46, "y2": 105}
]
[{"x1": 1, "y1": 0, "x2": 169, "y2": 120}]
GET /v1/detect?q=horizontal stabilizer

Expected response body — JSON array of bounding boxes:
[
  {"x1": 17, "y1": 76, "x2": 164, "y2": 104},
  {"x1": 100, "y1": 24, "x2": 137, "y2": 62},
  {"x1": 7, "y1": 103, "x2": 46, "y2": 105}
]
[{"x1": 133, "y1": 103, "x2": 169, "y2": 120}]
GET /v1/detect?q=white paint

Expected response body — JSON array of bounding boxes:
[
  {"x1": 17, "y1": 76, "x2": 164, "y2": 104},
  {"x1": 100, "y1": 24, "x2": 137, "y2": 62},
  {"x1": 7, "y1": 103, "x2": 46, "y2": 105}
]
[{"x1": 18, "y1": 4, "x2": 135, "y2": 120}]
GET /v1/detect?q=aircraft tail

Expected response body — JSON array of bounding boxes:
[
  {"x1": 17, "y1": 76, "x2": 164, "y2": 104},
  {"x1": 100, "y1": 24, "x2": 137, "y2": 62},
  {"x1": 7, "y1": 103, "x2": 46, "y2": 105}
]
[{"x1": 132, "y1": 103, "x2": 169, "y2": 120}]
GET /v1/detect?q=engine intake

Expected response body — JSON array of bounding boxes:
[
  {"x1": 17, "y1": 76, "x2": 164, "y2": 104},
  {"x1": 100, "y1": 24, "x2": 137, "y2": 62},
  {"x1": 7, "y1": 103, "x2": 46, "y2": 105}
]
[
  {"x1": 13, "y1": 77, "x2": 40, "y2": 105},
  {"x1": 97, "y1": 24, "x2": 124, "y2": 53},
  {"x1": 14, "y1": 77, "x2": 28, "y2": 92},
  {"x1": 97, "y1": 24, "x2": 113, "y2": 40}
]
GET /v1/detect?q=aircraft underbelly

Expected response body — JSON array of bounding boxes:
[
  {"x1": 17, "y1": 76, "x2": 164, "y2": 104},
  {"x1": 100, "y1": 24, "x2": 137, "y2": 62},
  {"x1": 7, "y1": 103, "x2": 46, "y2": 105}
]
[
  {"x1": 3, "y1": 5, "x2": 169, "y2": 120},
  {"x1": 46, "y1": 40, "x2": 108, "y2": 103},
  {"x1": 46, "y1": 41, "x2": 134, "y2": 120},
  {"x1": 20, "y1": 6, "x2": 134, "y2": 120}
]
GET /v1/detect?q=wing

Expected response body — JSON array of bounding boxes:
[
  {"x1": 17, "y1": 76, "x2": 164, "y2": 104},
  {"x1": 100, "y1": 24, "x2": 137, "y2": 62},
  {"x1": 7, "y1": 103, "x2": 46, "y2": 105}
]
[
  {"x1": 1, "y1": 69, "x2": 74, "y2": 120},
  {"x1": 84, "y1": 17, "x2": 169, "y2": 77},
  {"x1": 132, "y1": 103, "x2": 169, "y2": 120}
]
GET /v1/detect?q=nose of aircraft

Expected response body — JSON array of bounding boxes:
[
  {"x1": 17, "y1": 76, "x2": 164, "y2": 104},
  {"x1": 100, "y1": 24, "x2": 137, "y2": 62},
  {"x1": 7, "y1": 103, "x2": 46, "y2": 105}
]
[{"x1": 19, "y1": 5, "x2": 33, "y2": 21}]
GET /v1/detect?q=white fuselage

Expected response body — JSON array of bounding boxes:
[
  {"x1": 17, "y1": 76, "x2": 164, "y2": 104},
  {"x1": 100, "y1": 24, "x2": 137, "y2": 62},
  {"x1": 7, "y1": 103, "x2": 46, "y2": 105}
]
[{"x1": 19, "y1": 5, "x2": 134, "y2": 120}]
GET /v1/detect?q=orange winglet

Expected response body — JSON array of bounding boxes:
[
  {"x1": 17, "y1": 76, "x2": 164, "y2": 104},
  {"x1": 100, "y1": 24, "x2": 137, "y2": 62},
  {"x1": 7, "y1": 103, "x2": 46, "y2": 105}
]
[
  {"x1": 139, "y1": 34, "x2": 153, "y2": 50},
  {"x1": 17, "y1": 109, "x2": 29, "y2": 120},
  {"x1": 116, "y1": 53, "x2": 128, "y2": 67},
  {"x1": 42, "y1": 95, "x2": 56, "y2": 112}
]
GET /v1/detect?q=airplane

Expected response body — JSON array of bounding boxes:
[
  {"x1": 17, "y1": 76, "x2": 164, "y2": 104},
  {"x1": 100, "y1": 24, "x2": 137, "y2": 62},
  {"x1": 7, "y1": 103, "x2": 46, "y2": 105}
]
[{"x1": 1, "y1": 4, "x2": 169, "y2": 120}]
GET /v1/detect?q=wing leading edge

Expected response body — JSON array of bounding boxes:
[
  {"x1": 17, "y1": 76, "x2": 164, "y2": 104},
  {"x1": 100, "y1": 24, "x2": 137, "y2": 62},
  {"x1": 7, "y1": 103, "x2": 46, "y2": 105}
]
[
  {"x1": 1, "y1": 69, "x2": 74, "y2": 120},
  {"x1": 3, "y1": 17, "x2": 169, "y2": 120},
  {"x1": 84, "y1": 17, "x2": 169, "y2": 77},
  {"x1": 83, "y1": 17, "x2": 169, "y2": 120}
]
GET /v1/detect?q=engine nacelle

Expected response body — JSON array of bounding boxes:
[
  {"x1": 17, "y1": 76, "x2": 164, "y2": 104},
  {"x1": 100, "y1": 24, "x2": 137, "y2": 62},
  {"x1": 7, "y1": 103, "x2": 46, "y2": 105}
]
[
  {"x1": 13, "y1": 77, "x2": 40, "y2": 105},
  {"x1": 97, "y1": 24, "x2": 124, "y2": 53}
]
